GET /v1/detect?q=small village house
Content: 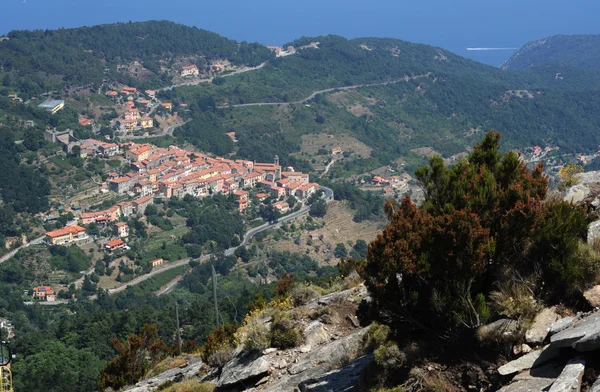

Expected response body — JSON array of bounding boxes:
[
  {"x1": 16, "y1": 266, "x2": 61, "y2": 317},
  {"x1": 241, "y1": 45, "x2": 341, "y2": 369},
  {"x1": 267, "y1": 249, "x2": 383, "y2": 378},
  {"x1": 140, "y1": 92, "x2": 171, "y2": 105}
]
[
  {"x1": 113, "y1": 222, "x2": 129, "y2": 238},
  {"x1": 151, "y1": 258, "x2": 164, "y2": 267},
  {"x1": 45, "y1": 226, "x2": 88, "y2": 246},
  {"x1": 32, "y1": 286, "x2": 55, "y2": 302},
  {"x1": 104, "y1": 239, "x2": 126, "y2": 253}
]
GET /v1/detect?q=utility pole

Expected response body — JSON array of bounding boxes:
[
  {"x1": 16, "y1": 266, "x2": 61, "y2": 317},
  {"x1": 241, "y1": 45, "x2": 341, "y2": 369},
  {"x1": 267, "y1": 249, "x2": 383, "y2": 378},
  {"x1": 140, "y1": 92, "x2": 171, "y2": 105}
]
[
  {"x1": 175, "y1": 303, "x2": 182, "y2": 356},
  {"x1": 212, "y1": 265, "x2": 219, "y2": 329}
]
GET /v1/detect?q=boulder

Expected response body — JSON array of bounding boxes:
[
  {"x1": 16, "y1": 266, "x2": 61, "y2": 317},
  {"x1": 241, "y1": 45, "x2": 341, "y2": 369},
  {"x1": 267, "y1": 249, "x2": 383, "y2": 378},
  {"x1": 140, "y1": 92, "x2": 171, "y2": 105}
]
[
  {"x1": 123, "y1": 357, "x2": 204, "y2": 392},
  {"x1": 548, "y1": 359, "x2": 585, "y2": 392},
  {"x1": 304, "y1": 321, "x2": 329, "y2": 348},
  {"x1": 289, "y1": 327, "x2": 368, "y2": 375},
  {"x1": 584, "y1": 285, "x2": 600, "y2": 308},
  {"x1": 217, "y1": 354, "x2": 270, "y2": 388},
  {"x1": 550, "y1": 311, "x2": 600, "y2": 352},
  {"x1": 498, "y1": 345, "x2": 560, "y2": 376},
  {"x1": 588, "y1": 221, "x2": 600, "y2": 244},
  {"x1": 306, "y1": 284, "x2": 367, "y2": 308},
  {"x1": 591, "y1": 376, "x2": 600, "y2": 392},
  {"x1": 478, "y1": 319, "x2": 520, "y2": 343},
  {"x1": 565, "y1": 184, "x2": 591, "y2": 204},
  {"x1": 549, "y1": 317, "x2": 574, "y2": 336},
  {"x1": 298, "y1": 354, "x2": 373, "y2": 392},
  {"x1": 526, "y1": 307, "x2": 561, "y2": 345}
]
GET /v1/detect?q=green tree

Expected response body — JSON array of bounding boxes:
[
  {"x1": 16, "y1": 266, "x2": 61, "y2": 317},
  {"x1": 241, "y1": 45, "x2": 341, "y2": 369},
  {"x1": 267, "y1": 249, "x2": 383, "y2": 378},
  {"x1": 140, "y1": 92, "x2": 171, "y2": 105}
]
[
  {"x1": 359, "y1": 131, "x2": 591, "y2": 335},
  {"x1": 309, "y1": 199, "x2": 327, "y2": 218},
  {"x1": 334, "y1": 243, "x2": 348, "y2": 258}
]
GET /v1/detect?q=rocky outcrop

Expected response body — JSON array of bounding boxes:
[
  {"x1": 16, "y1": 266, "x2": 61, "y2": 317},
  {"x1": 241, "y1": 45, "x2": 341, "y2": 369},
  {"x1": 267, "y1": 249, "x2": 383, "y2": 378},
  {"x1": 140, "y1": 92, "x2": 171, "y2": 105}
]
[
  {"x1": 298, "y1": 354, "x2": 373, "y2": 392},
  {"x1": 499, "y1": 310, "x2": 600, "y2": 391},
  {"x1": 498, "y1": 345, "x2": 560, "y2": 376},
  {"x1": 123, "y1": 357, "x2": 204, "y2": 392},
  {"x1": 548, "y1": 359, "x2": 585, "y2": 392},
  {"x1": 217, "y1": 354, "x2": 270, "y2": 389},
  {"x1": 525, "y1": 307, "x2": 561, "y2": 345}
]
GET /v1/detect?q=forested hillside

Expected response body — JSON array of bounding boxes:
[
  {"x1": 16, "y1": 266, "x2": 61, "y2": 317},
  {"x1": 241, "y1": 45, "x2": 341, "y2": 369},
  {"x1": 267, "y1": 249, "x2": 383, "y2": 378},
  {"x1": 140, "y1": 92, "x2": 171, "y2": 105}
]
[
  {"x1": 502, "y1": 34, "x2": 600, "y2": 70},
  {"x1": 0, "y1": 20, "x2": 272, "y2": 95}
]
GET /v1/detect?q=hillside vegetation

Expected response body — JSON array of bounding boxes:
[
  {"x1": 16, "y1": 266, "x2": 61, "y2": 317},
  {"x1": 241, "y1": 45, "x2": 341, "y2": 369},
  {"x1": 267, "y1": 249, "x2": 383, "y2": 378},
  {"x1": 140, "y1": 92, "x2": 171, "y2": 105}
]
[
  {"x1": 0, "y1": 20, "x2": 272, "y2": 94},
  {"x1": 502, "y1": 34, "x2": 600, "y2": 70}
]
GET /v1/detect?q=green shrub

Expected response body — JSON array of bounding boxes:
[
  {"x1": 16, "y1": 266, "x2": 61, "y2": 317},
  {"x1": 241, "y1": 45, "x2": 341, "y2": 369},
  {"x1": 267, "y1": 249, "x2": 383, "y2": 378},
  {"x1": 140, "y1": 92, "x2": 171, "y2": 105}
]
[
  {"x1": 362, "y1": 322, "x2": 390, "y2": 353},
  {"x1": 243, "y1": 317, "x2": 271, "y2": 353},
  {"x1": 290, "y1": 284, "x2": 321, "y2": 306},
  {"x1": 270, "y1": 314, "x2": 302, "y2": 349}
]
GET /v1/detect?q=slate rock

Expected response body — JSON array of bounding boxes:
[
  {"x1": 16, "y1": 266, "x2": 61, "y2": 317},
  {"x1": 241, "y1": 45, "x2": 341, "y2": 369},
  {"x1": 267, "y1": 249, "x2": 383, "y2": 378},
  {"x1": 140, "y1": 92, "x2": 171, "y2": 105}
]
[
  {"x1": 498, "y1": 345, "x2": 560, "y2": 376},
  {"x1": 550, "y1": 311, "x2": 600, "y2": 352},
  {"x1": 304, "y1": 321, "x2": 329, "y2": 348},
  {"x1": 549, "y1": 317, "x2": 574, "y2": 336},
  {"x1": 588, "y1": 221, "x2": 600, "y2": 244},
  {"x1": 548, "y1": 359, "x2": 585, "y2": 392},
  {"x1": 498, "y1": 378, "x2": 556, "y2": 392},
  {"x1": 526, "y1": 307, "x2": 561, "y2": 345},
  {"x1": 584, "y1": 285, "x2": 600, "y2": 308},
  {"x1": 217, "y1": 354, "x2": 270, "y2": 388},
  {"x1": 299, "y1": 354, "x2": 373, "y2": 392},
  {"x1": 478, "y1": 319, "x2": 520, "y2": 342},
  {"x1": 591, "y1": 376, "x2": 600, "y2": 392}
]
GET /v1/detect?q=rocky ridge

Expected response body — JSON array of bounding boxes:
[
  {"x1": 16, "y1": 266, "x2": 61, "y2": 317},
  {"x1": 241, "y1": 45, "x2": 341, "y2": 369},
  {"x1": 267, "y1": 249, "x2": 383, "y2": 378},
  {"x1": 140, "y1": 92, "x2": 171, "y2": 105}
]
[{"x1": 123, "y1": 284, "x2": 372, "y2": 392}]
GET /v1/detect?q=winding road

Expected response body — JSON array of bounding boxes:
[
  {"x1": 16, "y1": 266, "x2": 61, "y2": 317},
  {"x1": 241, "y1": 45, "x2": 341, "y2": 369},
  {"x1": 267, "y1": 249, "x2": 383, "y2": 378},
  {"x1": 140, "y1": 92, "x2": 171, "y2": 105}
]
[
  {"x1": 216, "y1": 74, "x2": 429, "y2": 109},
  {"x1": 25, "y1": 186, "x2": 334, "y2": 304}
]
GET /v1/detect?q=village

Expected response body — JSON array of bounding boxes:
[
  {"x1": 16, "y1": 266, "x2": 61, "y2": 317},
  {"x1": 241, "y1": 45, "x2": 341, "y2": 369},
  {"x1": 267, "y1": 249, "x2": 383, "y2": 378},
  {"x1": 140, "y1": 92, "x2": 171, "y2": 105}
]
[{"x1": 29, "y1": 137, "x2": 321, "y2": 301}]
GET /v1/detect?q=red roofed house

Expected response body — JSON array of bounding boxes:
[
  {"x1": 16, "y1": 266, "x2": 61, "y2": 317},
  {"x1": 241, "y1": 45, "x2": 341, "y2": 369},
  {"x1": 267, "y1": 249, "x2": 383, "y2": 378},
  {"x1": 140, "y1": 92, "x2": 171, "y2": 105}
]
[
  {"x1": 270, "y1": 186, "x2": 286, "y2": 199},
  {"x1": 161, "y1": 103, "x2": 173, "y2": 110},
  {"x1": 181, "y1": 64, "x2": 200, "y2": 77},
  {"x1": 236, "y1": 199, "x2": 249, "y2": 213},
  {"x1": 140, "y1": 117, "x2": 153, "y2": 129},
  {"x1": 233, "y1": 190, "x2": 248, "y2": 201},
  {"x1": 79, "y1": 118, "x2": 94, "y2": 126},
  {"x1": 145, "y1": 90, "x2": 156, "y2": 98},
  {"x1": 104, "y1": 239, "x2": 126, "y2": 253},
  {"x1": 132, "y1": 195, "x2": 154, "y2": 215},
  {"x1": 33, "y1": 286, "x2": 56, "y2": 302},
  {"x1": 273, "y1": 201, "x2": 290, "y2": 213},
  {"x1": 295, "y1": 183, "x2": 318, "y2": 200},
  {"x1": 256, "y1": 193, "x2": 268, "y2": 201},
  {"x1": 122, "y1": 87, "x2": 137, "y2": 95},
  {"x1": 113, "y1": 222, "x2": 129, "y2": 238},
  {"x1": 45, "y1": 226, "x2": 88, "y2": 246},
  {"x1": 106, "y1": 91, "x2": 118, "y2": 97},
  {"x1": 151, "y1": 258, "x2": 164, "y2": 267},
  {"x1": 267, "y1": 46, "x2": 282, "y2": 56}
]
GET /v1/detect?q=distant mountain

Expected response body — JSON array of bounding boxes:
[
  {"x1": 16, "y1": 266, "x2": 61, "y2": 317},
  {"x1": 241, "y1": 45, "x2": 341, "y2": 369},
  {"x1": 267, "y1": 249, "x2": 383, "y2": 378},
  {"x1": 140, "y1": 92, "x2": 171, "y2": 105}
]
[{"x1": 501, "y1": 34, "x2": 600, "y2": 70}]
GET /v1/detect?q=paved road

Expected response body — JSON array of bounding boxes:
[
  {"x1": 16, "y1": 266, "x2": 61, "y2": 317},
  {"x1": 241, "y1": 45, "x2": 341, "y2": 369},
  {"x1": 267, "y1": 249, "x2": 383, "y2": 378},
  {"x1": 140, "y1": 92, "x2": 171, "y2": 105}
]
[
  {"x1": 0, "y1": 236, "x2": 45, "y2": 265},
  {"x1": 323, "y1": 159, "x2": 337, "y2": 175},
  {"x1": 216, "y1": 75, "x2": 429, "y2": 109},
  {"x1": 157, "y1": 62, "x2": 267, "y2": 92},
  {"x1": 25, "y1": 186, "x2": 333, "y2": 304},
  {"x1": 120, "y1": 119, "x2": 190, "y2": 140}
]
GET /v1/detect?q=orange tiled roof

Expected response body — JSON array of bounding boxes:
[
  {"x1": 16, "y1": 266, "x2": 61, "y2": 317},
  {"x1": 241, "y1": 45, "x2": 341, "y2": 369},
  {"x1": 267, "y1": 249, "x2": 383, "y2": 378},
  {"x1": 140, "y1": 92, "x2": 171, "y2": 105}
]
[{"x1": 46, "y1": 225, "x2": 86, "y2": 238}]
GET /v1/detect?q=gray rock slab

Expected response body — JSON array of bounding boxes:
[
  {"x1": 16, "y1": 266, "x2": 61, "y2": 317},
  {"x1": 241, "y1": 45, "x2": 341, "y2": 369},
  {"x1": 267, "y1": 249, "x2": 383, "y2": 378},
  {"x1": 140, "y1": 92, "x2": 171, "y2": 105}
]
[
  {"x1": 298, "y1": 354, "x2": 373, "y2": 392},
  {"x1": 217, "y1": 354, "x2": 270, "y2": 388},
  {"x1": 123, "y1": 357, "x2": 204, "y2": 392},
  {"x1": 548, "y1": 359, "x2": 585, "y2": 392},
  {"x1": 512, "y1": 360, "x2": 565, "y2": 382},
  {"x1": 288, "y1": 327, "x2": 368, "y2": 375},
  {"x1": 550, "y1": 312, "x2": 600, "y2": 351},
  {"x1": 590, "y1": 376, "x2": 600, "y2": 392},
  {"x1": 526, "y1": 307, "x2": 561, "y2": 345},
  {"x1": 498, "y1": 378, "x2": 555, "y2": 392},
  {"x1": 498, "y1": 345, "x2": 561, "y2": 376},
  {"x1": 304, "y1": 321, "x2": 329, "y2": 348},
  {"x1": 549, "y1": 318, "x2": 574, "y2": 336}
]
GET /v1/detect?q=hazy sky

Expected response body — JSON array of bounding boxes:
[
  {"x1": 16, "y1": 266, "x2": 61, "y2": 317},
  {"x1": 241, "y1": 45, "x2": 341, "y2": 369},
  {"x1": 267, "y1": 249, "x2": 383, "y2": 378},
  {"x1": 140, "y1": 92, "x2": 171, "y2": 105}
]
[{"x1": 1, "y1": 0, "x2": 597, "y2": 66}]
